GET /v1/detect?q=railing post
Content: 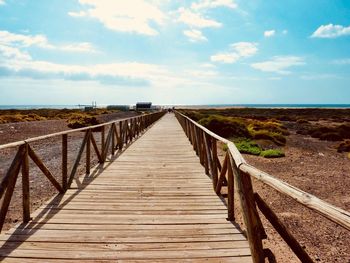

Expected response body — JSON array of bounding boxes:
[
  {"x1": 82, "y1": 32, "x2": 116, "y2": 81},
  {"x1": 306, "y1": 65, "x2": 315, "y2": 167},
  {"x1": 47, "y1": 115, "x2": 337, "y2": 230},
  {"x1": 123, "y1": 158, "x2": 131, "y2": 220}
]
[
  {"x1": 22, "y1": 143, "x2": 30, "y2": 223},
  {"x1": 231, "y1": 157, "x2": 265, "y2": 263},
  {"x1": 62, "y1": 134, "x2": 68, "y2": 191},
  {"x1": 226, "y1": 156, "x2": 234, "y2": 221},
  {"x1": 119, "y1": 122, "x2": 123, "y2": 150},
  {"x1": 211, "y1": 137, "x2": 218, "y2": 190},
  {"x1": 101, "y1": 126, "x2": 105, "y2": 156},
  {"x1": 86, "y1": 130, "x2": 91, "y2": 175},
  {"x1": 111, "y1": 124, "x2": 115, "y2": 156}
]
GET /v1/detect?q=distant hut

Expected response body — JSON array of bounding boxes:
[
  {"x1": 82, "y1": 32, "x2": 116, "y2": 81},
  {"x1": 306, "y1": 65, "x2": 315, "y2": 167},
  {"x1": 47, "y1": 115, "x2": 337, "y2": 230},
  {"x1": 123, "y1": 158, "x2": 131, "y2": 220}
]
[
  {"x1": 136, "y1": 102, "x2": 152, "y2": 111},
  {"x1": 107, "y1": 105, "x2": 130, "y2": 111}
]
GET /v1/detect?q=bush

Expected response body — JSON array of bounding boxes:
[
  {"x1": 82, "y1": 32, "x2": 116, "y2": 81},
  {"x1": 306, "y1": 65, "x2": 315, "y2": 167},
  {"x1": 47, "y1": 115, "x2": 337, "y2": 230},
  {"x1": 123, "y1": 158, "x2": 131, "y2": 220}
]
[
  {"x1": 198, "y1": 115, "x2": 250, "y2": 138},
  {"x1": 234, "y1": 139, "x2": 262, "y2": 155},
  {"x1": 260, "y1": 149, "x2": 285, "y2": 158},
  {"x1": 319, "y1": 133, "x2": 343, "y2": 141},
  {"x1": 67, "y1": 114, "x2": 100, "y2": 129},
  {"x1": 337, "y1": 141, "x2": 350, "y2": 153}
]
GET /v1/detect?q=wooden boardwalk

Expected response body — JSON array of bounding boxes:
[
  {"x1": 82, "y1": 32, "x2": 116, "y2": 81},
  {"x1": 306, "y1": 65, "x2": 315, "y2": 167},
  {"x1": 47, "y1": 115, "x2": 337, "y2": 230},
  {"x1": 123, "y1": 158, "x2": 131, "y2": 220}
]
[{"x1": 0, "y1": 114, "x2": 252, "y2": 262}]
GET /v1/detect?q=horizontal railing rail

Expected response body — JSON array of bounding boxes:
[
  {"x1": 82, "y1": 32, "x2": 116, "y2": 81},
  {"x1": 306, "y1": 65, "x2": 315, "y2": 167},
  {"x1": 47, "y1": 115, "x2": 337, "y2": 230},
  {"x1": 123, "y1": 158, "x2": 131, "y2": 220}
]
[
  {"x1": 174, "y1": 110, "x2": 350, "y2": 263},
  {"x1": 0, "y1": 111, "x2": 166, "y2": 232}
]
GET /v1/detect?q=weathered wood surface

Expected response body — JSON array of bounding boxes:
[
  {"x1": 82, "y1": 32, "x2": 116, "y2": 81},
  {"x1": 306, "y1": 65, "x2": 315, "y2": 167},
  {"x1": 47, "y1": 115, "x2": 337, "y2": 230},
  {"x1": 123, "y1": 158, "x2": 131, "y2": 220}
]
[{"x1": 0, "y1": 114, "x2": 252, "y2": 262}]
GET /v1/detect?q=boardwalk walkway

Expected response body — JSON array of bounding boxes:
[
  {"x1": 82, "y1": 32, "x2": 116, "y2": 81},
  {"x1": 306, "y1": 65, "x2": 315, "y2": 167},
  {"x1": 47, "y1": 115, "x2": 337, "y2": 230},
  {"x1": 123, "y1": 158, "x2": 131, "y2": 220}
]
[{"x1": 0, "y1": 114, "x2": 252, "y2": 262}]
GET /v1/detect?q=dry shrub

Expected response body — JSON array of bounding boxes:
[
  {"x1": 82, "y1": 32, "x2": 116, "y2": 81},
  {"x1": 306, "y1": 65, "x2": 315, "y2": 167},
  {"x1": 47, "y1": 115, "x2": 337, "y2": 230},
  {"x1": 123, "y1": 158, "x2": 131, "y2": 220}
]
[
  {"x1": 67, "y1": 113, "x2": 100, "y2": 129},
  {"x1": 337, "y1": 141, "x2": 350, "y2": 153}
]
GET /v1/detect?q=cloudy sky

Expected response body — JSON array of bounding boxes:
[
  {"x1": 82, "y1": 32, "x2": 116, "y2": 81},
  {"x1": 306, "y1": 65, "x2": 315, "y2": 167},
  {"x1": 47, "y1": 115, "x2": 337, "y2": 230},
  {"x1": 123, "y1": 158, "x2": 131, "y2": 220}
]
[{"x1": 0, "y1": 0, "x2": 349, "y2": 105}]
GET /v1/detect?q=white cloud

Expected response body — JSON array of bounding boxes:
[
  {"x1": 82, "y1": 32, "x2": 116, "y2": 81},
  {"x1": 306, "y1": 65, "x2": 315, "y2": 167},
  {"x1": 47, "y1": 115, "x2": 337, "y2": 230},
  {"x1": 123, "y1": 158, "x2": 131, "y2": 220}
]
[
  {"x1": 69, "y1": 0, "x2": 166, "y2": 36},
  {"x1": 183, "y1": 29, "x2": 207, "y2": 42},
  {"x1": 0, "y1": 45, "x2": 31, "y2": 60},
  {"x1": 68, "y1": 11, "x2": 87, "y2": 17},
  {"x1": 60, "y1": 42, "x2": 97, "y2": 53},
  {"x1": 0, "y1": 0, "x2": 5, "y2": 5},
  {"x1": 211, "y1": 42, "x2": 258, "y2": 64},
  {"x1": 231, "y1": 42, "x2": 258, "y2": 57},
  {"x1": 311, "y1": 24, "x2": 350, "y2": 38},
  {"x1": 300, "y1": 74, "x2": 341, "y2": 80},
  {"x1": 200, "y1": 63, "x2": 216, "y2": 68},
  {"x1": 191, "y1": 0, "x2": 237, "y2": 10},
  {"x1": 332, "y1": 58, "x2": 350, "y2": 65},
  {"x1": 251, "y1": 56, "x2": 305, "y2": 74},
  {"x1": 211, "y1": 52, "x2": 239, "y2": 63},
  {"x1": 264, "y1": 30, "x2": 275, "y2": 37},
  {"x1": 177, "y1": 7, "x2": 221, "y2": 28},
  {"x1": 0, "y1": 31, "x2": 51, "y2": 48},
  {"x1": 0, "y1": 31, "x2": 97, "y2": 53}
]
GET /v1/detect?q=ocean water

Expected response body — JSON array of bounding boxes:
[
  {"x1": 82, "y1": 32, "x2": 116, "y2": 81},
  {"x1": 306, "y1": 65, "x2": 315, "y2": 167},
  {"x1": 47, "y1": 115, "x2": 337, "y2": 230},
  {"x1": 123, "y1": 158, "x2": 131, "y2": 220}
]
[
  {"x1": 0, "y1": 105, "x2": 80, "y2": 110},
  {"x1": 1, "y1": 104, "x2": 350, "y2": 110}
]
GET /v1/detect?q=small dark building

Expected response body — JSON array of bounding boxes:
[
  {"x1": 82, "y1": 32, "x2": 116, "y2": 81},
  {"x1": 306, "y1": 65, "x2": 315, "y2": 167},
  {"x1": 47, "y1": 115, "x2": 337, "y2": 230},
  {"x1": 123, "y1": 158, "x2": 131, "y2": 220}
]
[
  {"x1": 107, "y1": 105, "x2": 130, "y2": 111},
  {"x1": 136, "y1": 102, "x2": 152, "y2": 111}
]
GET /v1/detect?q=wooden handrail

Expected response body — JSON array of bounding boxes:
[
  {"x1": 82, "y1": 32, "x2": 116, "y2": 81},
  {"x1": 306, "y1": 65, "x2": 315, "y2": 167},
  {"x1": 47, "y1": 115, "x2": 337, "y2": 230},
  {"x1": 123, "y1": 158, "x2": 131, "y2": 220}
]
[
  {"x1": 0, "y1": 111, "x2": 166, "y2": 232},
  {"x1": 174, "y1": 110, "x2": 350, "y2": 263},
  {"x1": 0, "y1": 113, "x2": 160, "y2": 150}
]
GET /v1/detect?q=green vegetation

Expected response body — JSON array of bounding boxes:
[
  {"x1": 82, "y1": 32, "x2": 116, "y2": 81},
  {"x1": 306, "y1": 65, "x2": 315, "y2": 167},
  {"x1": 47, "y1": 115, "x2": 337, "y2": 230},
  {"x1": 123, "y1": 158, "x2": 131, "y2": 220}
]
[
  {"x1": 234, "y1": 139, "x2": 262, "y2": 155},
  {"x1": 259, "y1": 149, "x2": 285, "y2": 158},
  {"x1": 195, "y1": 113, "x2": 288, "y2": 146},
  {"x1": 233, "y1": 139, "x2": 285, "y2": 158},
  {"x1": 180, "y1": 109, "x2": 288, "y2": 158}
]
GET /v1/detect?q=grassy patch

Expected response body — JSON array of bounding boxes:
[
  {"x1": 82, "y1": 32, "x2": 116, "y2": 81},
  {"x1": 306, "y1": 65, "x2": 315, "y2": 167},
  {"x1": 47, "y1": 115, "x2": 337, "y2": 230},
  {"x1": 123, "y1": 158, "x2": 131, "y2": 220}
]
[
  {"x1": 234, "y1": 139, "x2": 262, "y2": 155},
  {"x1": 259, "y1": 149, "x2": 285, "y2": 158}
]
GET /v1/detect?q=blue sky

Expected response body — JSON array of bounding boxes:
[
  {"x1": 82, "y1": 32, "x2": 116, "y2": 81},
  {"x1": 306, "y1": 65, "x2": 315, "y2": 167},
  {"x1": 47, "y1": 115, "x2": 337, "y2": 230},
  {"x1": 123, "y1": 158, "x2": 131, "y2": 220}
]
[{"x1": 0, "y1": 0, "x2": 349, "y2": 105}]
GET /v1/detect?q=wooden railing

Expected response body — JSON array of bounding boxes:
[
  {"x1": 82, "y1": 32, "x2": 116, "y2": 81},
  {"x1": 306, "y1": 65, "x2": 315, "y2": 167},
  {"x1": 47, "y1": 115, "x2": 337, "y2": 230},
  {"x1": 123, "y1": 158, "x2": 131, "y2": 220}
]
[
  {"x1": 0, "y1": 111, "x2": 165, "y2": 232},
  {"x1": 174, "y1": 110, "x2": 350, "y2": 263}
]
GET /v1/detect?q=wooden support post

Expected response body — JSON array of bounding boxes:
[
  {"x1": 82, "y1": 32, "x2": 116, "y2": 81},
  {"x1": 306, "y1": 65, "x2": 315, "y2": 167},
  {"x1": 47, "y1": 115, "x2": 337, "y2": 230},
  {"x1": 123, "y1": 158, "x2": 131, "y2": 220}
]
[
  {"x1": 62, "y1": 134, "x2": 68, "y2": 191},
  {"x1": 0, "y1": 145, "x2": 26, "y2": 200},
  {"x1": 197, "y1": 127, "x2": 204, "y2": 165},
  {"x1": 232, "y1": 162, "x2": 265, "y2": 263},
  {"x1": 0, "y1": 145, "x2": 23, "y2": 232},
  {"x1": 203, "y1": 133, "x2": 213, "y2": 177},
  {"x1": 28, "y1": 146, "x2": 64, "y2": 193},
  {"x1": 101, "y1": 126, "x2": 105, "y2": 155},
  {"x1": 86, "y1": 130, "x2": 91, "y2": 175},
  {"x1": 22, "y1": 143, "x2": 30, "y2": 223},
  {"x1": 212, "y1": 137, "x2": 218, "y2": 189},
  {"x1": 67, "y1": 132, "x2": 89, "y2": 188},
  {"x1": 90, "y1": 133, "x2": 103, "y2": 163},
  {"x1": 119, "y1": 122, "x2": 123, "y2": 150},
  {"x1": 226, "y1": 156, "x2": 234, "y2": 221},
  {"x1": 202, "y1": 131, "x2": 209, "y2": 175},
  {"x1": 216, "y1": 153, "x2": 228, "y2": 195},
  {"x1": 255, "y1": 194, "x2": 314, "y2": 263},
  {"x1": 111, "y1": 124, "x2": 115, "y2": 156}
]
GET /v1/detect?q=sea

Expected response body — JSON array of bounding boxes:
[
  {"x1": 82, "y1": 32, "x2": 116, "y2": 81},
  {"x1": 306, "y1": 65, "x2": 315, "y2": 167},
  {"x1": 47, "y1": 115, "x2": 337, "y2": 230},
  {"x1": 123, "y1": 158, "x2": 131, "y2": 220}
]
[
  {"x1": 1, "y1": 104, "x2": 350, "y2": 110},
  {"x1": 0, "y1": 104, "x2": 350, "y2": 110}
]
